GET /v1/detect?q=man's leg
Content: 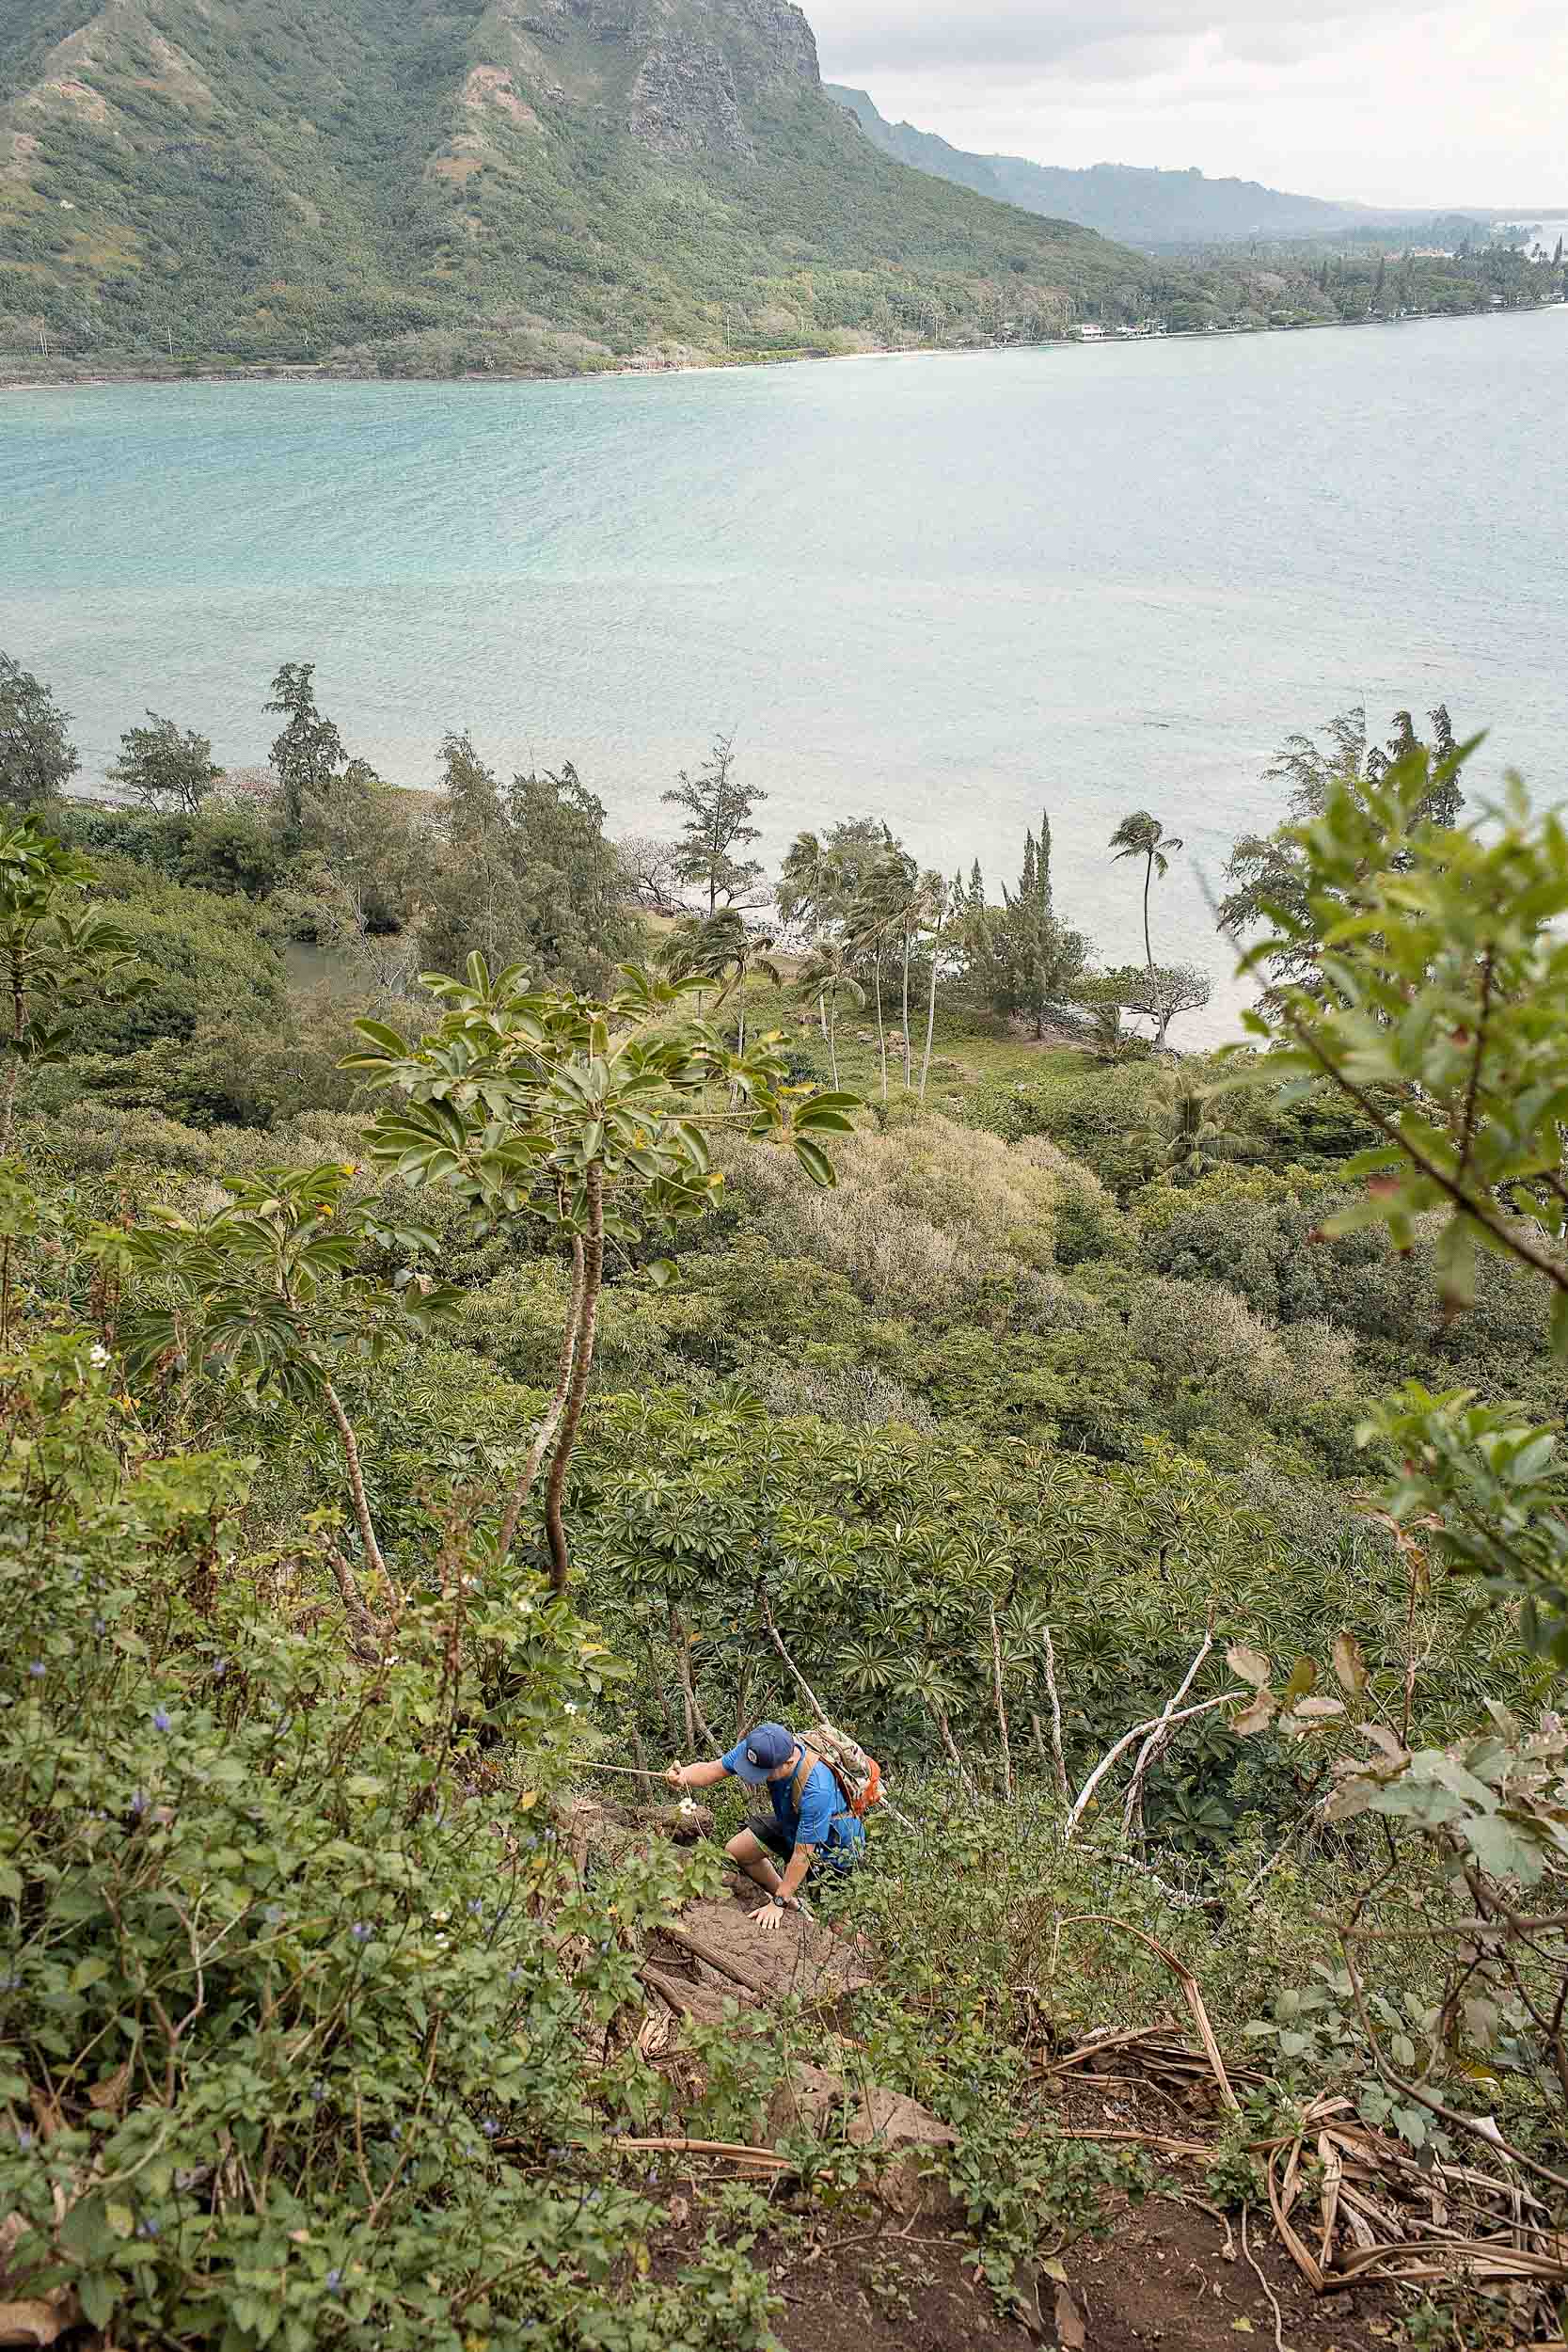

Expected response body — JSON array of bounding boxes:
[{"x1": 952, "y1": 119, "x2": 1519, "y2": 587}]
[{"x1": 726, "y1": 1820, "x2": 787, "y2": 1893}]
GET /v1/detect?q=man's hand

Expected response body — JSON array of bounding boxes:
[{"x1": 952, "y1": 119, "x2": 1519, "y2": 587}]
[
  {"x1": 666, "y1": 1762, "x2": 688, "y2": 1792},
  {"x1": 756, "y1": 1898, "x2": 791, "y2": 1935}
]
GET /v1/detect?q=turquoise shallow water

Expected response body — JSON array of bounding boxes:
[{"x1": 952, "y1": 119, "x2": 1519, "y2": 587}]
[{"x1": 3, "y1": 309, "x2": 1565, "y2": 1032}]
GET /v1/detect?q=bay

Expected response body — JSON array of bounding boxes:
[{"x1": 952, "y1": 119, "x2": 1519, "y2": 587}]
[{"x1": 4, "y1": 305, "x2": 1565, "y2": 1037}]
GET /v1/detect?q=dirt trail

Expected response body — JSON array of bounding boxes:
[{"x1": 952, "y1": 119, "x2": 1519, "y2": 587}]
[
  {"x1": 770, "y1": 2194, "x2": 1394, "y2": 2352},
  {"x1": 576, "y1": 1810, "x2": 1469, "y2": 2347}
]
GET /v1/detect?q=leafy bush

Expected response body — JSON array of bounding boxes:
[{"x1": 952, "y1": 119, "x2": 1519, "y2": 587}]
[
  {"x1": 71, "y1": 859, "x2": 288, "y2": 1064},
  {"x1": 0, "y1": 1330, "x2": 765, "y2": 2352},
  {"x1": 720, "y1": 1113, "x2": 1086, "y2": 1320},
  {"x1": 53, "y1": 801, "x2": 291, "y2": 900}
]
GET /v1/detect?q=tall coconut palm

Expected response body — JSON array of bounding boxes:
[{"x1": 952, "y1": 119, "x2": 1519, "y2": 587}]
[
  {"x1": 660, "y1": 909, "x2": 780, "y2": 1060},
  {"x1": 794, "y1": 938, "x2": 864, "y2": 1089},
  {"x1": 916, "y1": 869, "x2": 949, "y2": 1110},
  {"x1": 778, "y1": 830, "x2": 842, "y2": 1039},
  {"x1": 1109, "y1": 811, "x2": 1184, "y2": 1020},
  {"x1": 847, "y1": 841, "x2": 917, "y2": 1102}
]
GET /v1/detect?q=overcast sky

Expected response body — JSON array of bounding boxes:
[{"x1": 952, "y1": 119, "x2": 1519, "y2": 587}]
[{"x1": 807, "y1": 0, "x2": 1568, "y2": 208}]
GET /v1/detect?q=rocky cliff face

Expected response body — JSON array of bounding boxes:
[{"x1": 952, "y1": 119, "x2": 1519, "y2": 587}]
[
  {"x1": 503, "y1": 0, "x2": 819, "y2": 156},
  {"x1": 628, "y1": 35, "x2": 752, "y2": 158}
]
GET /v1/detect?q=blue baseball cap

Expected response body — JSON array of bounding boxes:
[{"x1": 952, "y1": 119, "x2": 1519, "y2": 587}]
[{"x1": 721, "y1": 1724, "x2": 797, "y2": 1786}]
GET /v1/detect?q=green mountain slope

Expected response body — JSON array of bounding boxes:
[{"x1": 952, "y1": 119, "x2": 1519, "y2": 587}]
[
  {"x1": 0, "y1": 0, "x2": 1159, "y2": 368},
  {"x1": 827, "y1": 84, "x2": 1439, "y2": 250}
]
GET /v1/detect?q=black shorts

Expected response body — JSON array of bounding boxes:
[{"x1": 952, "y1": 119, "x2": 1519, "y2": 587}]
[{"x1": 745, "y1": 1812, "x2": 862, "y2": 1880}]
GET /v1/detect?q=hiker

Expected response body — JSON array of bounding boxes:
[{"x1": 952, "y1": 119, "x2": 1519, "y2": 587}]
[{"x1": 667, "y1": 1722, "x2": 866, "y2": 1931}]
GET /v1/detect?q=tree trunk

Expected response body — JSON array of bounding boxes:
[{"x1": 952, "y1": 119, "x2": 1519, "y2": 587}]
[
  {"x1": 1143, "y1": 855, "x2": 1156, "y2": 989},
  {"x1": 874, "y1": 955, "x2": 888, "y2": 1104},
  {"x1": 0, "y1": 1052, "x2": 19, "y2": 1159},
  {"x1": 325, "y1": 1540, "x2": 383, "y2": 1663},
  {"x1": 2, "y1": 979, "x2": 24, "y2": 1156},
  {"x1": 321, "y1": 1375, "x2": 388, "y2": 1582},
  {"x1": 901, "y1": 927, "x2": 912, "y2": 1088},
  {"x1": 827, "y1": 991, "x2": 839, "y2": 1089},
  {"x1": 671, "y1": 1606, "x2": 721, "y2": 1750},
  {"x1": 930, "y1": 1700, "x2": 977, "y2": 1799},
  {"x1": 988, "y1": 1604, "x2": 1014, "y2": 1804},
  {"x1": 1041, "y1": 1629, "x2": 1069, "y2": 1804},
  {"x1": 545, "y1": 1164, "x2": 605, "y2": 1594},
  {"x1": 918, "y1": 915, "x2": 942, "y2": 1110},
  {"x1": 498, "y1": 1234, "x2": 585, "y2": 1563}
]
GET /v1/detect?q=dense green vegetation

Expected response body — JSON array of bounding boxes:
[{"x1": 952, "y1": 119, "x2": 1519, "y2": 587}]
[
  {"x1": 8, "y1": 0, "x2": 1556, "y2": 378},
  {"x1": 3, "y1": 656, "x2": 1567, "y2": 2346}
]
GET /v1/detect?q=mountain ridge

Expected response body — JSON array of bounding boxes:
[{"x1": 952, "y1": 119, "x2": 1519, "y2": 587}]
[
  {"x1": 0, "y1": 0, "x2": 1160, "y2": 369},
  {"x1": 825, "y1": 84, "x2": 1484, "y2": 249}
]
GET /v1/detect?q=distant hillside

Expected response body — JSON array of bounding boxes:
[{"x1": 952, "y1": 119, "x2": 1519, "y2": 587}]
[
  {"x1": 827, "y1": 85, "x2": 1428, "y2": 249},
  {"x1": 0, "y1": 0, "x2": 1161, "y2": 371}
]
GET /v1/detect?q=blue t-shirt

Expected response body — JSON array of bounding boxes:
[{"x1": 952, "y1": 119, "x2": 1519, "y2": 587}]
[
  {"x1": 721, "y1": 1740, "x2": 866, "y2": 1859},
  {"x1": 771, "y1": 1756, "x2": 846, "y2": 1850}
]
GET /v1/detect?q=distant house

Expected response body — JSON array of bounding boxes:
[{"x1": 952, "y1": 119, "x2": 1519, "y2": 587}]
[{"x1": 1071, "y1": 324, "x2": 1109, "y2": 342}]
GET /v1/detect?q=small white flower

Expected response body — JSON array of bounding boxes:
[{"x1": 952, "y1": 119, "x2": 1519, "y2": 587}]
[
  {"x1": 563, "y1": 1702, "x2": 579, "y2": 1716},
  {"x1": 89, "y1": 1345, "x2": 111, "y2": 1368}
]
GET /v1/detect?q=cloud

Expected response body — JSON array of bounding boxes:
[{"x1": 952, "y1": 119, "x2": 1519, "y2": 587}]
[
  {"x1": 816, "y1": 0, "x2": 1445, "y2": 77},
  {"x1": 809, "y1": 0, "x2": 1568, "y2": 204}
]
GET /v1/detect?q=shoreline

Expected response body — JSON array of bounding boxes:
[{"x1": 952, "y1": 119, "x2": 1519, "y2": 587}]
[{"x1": 2, "y1": 294, "x2": 1561, "y2": 395}]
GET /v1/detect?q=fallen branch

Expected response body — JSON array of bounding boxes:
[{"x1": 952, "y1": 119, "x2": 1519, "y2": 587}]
[
  {"x1": 1108, "y1": 1853, "x2": 1218, "y2": 1912},
  {"x1": 758, "y1": 1590, "x2": 830, "y2": 1724},
  {"x1": 605, "y1": 2135, "x2": 790, "y2": 2177},
  {"x1": 657, "y1": 1919, "x2": 779, "y2": 2000},
  {"x1": 1064, "y1": 1692, "x2": 1243, "y2": 1844},
  {"x1": 1121, "y1": 1630, "x2": 1213, "y2": 1845},
  {"x1": 1053, "y1": 1915, "x2": 1242, "y2": 2116}
]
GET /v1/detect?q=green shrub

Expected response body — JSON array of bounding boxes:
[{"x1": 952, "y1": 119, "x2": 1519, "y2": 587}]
[
  {"x1": 0, "y1": 1330, "x2": 764, "y2": 2352},
  {"x1": 53, "y1": 802, "x2": 290, "y2": 900}
]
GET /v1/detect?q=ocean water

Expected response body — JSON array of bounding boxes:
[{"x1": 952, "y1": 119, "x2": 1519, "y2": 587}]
[{"x1": 4, "y1": 307, "x2": 1566, "y2": 1033}]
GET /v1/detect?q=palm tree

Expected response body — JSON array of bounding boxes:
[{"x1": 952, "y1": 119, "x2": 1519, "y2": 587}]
[
  {"x1": 1109, "y1": 811, "x2": 1184, "y2": 1009},
  {"x1": 847, "y1": 843, "x2": 916, "y2": 1103},
  {"x1": 794, "y1": 938, "x2": 864, "y2": 1089},
  {"x1": 844, "y1": 893, "x2": 895, "y2": 1103},
  {"x1": 1132, "y1": 1071, "x2": 1246, "y2": 1183},
  {"x1": 916, "y1": 870, "x2": 949, "y2": 1111},
  {"x1": 1084, "y1": 994, "x2": 1132, "y2": 1065},
  {"x1": 660, "y1": 910, "x2": 780, "y2": 1060},
  {"x1": 779, "y1": 830, "x2": 843, "y2": 1041}
]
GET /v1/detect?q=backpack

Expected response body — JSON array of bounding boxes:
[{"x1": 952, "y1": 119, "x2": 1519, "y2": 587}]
[{"x1": 788, "y1": 1721, "x2": 885, "y2": 1820}]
